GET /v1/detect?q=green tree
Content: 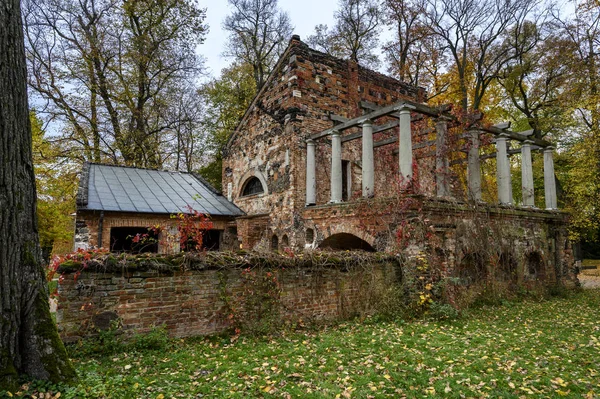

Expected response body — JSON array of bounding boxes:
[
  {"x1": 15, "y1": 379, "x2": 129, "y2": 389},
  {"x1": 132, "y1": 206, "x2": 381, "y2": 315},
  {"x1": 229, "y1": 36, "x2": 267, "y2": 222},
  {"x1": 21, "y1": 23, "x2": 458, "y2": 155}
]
[
  {"x1": 31, "y1": 112, "x2": 78, "y2": 258},
  {"x1": 198, "y1": 62, "x2": 256, "y2": 190}
]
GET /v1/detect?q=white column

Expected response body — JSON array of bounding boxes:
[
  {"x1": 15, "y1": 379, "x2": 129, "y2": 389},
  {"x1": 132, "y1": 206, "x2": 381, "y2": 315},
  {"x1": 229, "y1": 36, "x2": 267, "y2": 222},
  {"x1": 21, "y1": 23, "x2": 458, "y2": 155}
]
[
  {"x1": 330, "y1": 130, "x2": 343, "y2": 203},
  {"x1": 521, "y1": 140, "x2": 535, "y2": 207},
  {"x1": 398, "y1": 105, "x2": 415, "y2": 184},
  {"x1": 306, "y1": 139, "x2": 316, "y2": 205},
  {"x1": 435, "y1": 118, "x2": 450, "y2": 197},
  {"x1": 467, "y1": 130, "x2": 482, "y2": 201},
  {"x1": 362, "y1": 120, "x2": 374, "y2": 197},
  {"x1": 544, "y1": 146, "x2": 558, "y2": 209},
  {"x1": 496, "y1": 133, "x2": 512, "y2": 205}
]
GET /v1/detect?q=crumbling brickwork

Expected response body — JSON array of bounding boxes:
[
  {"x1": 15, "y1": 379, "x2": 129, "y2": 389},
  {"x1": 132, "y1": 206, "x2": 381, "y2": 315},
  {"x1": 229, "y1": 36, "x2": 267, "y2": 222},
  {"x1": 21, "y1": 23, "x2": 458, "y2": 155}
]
[
  {"x1": 57, "y1": 259, "x2": 399, "y2": 340},
  {"x1": 222, "y1": 36, "x2": 577, "y2": 287}
]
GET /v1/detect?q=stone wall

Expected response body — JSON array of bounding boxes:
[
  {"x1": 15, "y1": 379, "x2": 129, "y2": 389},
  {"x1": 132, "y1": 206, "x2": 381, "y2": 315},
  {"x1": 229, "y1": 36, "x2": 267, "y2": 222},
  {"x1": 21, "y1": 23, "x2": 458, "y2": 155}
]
[
  {"x1": 56, "y1": 255, "x2": 400, "y2": 340},
  {"x1": 302, "y1": 198, "x2": 579, "y2": 287},
  {"x1": 222, "y1": 36, "x2": 426, "y2": 252}
]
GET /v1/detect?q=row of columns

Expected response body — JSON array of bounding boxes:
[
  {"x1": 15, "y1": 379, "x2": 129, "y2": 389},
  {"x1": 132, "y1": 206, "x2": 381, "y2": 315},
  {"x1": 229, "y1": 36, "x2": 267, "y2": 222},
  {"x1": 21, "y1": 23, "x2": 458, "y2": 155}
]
[{"x1": 306, "y1": 115, "x2": 558, "y2": 210}]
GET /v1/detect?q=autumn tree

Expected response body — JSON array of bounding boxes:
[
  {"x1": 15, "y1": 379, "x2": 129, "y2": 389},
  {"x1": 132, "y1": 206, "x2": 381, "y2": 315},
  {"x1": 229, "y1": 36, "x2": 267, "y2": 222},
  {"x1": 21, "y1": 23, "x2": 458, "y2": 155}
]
[
  {"x1": 0, "y1": 0, "x2": 77, "y2": 389},
  {"x1": 423, "y1": 0, "x2": 540, "y2": 111},
  {"x1": 223, "y1": 0, "x2": 292, "y2": 90},
  {"x1": 307, "y1": 0, "x2": 381, "y2": 66},
  {"x1": 23, "y1": 0, "x2": 207, "y2": 168},
  {"x1": 552, "y1": 1, "x2": 600, "y2": 240},
  {"x1": 382, "y1": 0, "x2": 449, "y2": 99},
  {"x1": 497, "y1": 20, "x2": 571, "y2": 139}
]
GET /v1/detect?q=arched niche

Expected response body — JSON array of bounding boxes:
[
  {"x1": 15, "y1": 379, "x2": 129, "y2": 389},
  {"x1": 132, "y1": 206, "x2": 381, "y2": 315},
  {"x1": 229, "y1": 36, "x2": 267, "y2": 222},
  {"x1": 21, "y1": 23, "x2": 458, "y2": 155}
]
[{"x1": 318, "y1": 233, "x2": 375, "y2": 252}]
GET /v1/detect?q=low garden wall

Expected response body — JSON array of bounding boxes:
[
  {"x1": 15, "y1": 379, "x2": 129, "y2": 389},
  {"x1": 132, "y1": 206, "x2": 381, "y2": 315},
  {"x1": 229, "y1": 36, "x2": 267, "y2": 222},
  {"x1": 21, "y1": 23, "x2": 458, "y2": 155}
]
[{"x1": 56, "y1": 251, "x2": 401, "y2": 341}]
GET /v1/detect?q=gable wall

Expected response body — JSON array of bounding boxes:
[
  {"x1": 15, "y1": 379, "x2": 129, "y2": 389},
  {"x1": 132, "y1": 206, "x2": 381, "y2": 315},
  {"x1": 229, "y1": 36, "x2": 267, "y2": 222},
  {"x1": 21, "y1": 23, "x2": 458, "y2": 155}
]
[{"x1": 223, "y1": 38, "x2": 427, "y2": 250}]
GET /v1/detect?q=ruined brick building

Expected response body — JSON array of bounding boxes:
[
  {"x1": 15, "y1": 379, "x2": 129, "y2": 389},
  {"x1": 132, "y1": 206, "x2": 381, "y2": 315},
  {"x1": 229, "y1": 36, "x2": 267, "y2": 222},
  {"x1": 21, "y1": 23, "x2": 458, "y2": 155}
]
[
  {"x1": 74, "y1": 35, "x2": 576, "y2": 286},
  {"x1": 222, "y1": 35, "x2": 577, "y2": 285}
]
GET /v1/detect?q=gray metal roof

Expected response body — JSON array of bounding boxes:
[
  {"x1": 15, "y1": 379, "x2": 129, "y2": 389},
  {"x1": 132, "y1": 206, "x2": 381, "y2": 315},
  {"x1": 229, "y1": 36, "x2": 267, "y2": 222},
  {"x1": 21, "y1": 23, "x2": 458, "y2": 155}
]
[{"x1": 77, "y1": 163, "x2": 243, "y2": 216}]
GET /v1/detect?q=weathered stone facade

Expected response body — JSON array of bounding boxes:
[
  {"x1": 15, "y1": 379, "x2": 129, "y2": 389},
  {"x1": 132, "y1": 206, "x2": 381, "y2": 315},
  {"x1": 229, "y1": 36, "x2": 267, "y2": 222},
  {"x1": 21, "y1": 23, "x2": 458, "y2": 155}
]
[{"x1": 223, "y1": 36, "x2": 577, "y2": 286}]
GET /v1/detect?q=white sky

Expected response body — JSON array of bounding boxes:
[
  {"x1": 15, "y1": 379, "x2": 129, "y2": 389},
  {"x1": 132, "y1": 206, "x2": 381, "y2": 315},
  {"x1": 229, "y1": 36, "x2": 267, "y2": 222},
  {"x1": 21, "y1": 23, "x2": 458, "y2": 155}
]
[{"x1": 199, "y1": 0, "x2": 340, "y2": 79}]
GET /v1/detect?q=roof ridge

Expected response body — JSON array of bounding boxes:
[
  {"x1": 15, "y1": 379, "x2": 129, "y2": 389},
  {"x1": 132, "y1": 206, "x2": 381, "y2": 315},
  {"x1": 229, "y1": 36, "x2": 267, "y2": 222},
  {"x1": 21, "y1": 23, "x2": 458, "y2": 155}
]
[{"x1": 87, "y1": 162, "x2": 192, "y2": 174}]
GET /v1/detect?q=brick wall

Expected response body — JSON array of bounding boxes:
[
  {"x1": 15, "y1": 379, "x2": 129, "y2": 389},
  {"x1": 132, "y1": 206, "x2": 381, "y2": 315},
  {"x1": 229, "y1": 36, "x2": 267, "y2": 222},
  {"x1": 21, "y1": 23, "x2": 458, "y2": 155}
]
[
  {"x1": 56, "y1": 260, "x2": 399, "y2": 341},
  {"x1": 75, "y1": 211, "x2": 237, "y2": 253},
  {"x1": 222, "y1": 37, "x2": 427, "y2": 252}
]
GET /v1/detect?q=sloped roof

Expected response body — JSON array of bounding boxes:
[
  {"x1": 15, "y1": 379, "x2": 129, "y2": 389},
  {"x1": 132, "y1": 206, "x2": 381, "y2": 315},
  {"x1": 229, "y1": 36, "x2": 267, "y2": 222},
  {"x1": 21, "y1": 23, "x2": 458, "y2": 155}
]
[{"x1": 76, "y1": 163, "x2": 244, "y2": 216}]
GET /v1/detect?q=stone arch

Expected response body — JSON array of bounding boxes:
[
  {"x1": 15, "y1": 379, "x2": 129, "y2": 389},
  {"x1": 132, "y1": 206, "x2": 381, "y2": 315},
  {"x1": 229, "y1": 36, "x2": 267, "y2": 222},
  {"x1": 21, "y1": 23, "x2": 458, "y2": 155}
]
[
  {"x1": 497, "y1": 251, "x2": 518, "y2": 282},
  {"x1": 319, "y1": 224, "x2": 377, "y2": 250},
  {"x1": 525, "y1": 251, "x2": 549, "y2": 281},
  {"x1": 281, "y1": 234, "x2": 289, "y2": 249},
  {"x1": 238, "y1": 169, "x2": 269, "y2": 197},
  {"x1": 454, "y1": 252, "x2": 487, "y2": 286},
  {"x1": 270, "y1": 234, "x2": 279, "y2": 251},
  {"x1": 318, "y1": 233, "x2": 376, "y2": 252}
]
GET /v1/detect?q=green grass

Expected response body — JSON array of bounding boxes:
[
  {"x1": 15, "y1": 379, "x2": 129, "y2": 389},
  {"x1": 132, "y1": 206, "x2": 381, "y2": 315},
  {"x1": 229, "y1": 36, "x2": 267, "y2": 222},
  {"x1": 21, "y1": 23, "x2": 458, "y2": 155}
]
[{"x1": 8, "y1": 290, "x2": 600, "y2": 398}]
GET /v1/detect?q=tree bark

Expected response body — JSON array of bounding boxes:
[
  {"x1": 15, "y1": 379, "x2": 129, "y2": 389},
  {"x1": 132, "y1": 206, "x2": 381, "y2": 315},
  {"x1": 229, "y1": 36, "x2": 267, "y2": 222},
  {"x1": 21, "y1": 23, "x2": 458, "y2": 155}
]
[{"x1": 0, "y1": 0, "x2": 76, "y2": 390}]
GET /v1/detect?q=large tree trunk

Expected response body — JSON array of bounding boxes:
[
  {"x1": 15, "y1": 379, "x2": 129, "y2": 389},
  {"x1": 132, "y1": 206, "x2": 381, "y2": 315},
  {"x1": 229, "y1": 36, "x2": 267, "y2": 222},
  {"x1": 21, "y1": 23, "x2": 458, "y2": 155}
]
[{"x1": 0, "y1": 0, "x2": 76, "y2": 390}]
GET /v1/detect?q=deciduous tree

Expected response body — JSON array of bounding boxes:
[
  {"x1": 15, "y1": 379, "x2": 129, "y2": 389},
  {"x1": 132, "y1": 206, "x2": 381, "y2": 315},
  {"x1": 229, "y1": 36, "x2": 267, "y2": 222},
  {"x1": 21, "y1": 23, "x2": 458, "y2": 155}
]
[
  {"x1": 0, "y1": 0, "x2": 76, "y2": 389},
  {"x1": 223, "y1": 0, "x2": 292, "y2": 90},
  {"x1": 307, "y1": 0, "x2": 381, "y2": 66}
]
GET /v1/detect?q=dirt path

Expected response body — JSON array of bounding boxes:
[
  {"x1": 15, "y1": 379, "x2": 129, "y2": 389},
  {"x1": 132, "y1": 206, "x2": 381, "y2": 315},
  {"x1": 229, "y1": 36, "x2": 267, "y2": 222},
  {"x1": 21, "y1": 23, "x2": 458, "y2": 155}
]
[{"x1": 578, "y1": 273, "x2": 600, "y2": 289}]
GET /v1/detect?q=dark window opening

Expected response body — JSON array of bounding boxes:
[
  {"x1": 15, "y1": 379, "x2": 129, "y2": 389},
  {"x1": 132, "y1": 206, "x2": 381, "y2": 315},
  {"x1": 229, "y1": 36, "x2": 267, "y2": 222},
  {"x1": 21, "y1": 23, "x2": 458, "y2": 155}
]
[
  {"x1": 271, "y1": 235, "x2": 279, "y2": 251},
  {"x1": 110, "y1": 227, "x2": 158, "y2": 253},
  {"x1": 242, "y1": 177, "x2": 264, "y2": 196},
  {"x1": 281, "y1": 235, "x2": 289, "y2": 249},
  {"x1": 342, "y1": 160, "x2": 350, "y2": 201},
  {"x1": 527, "y1": 252, "x2": 546, "y2": 281},
  {"x1": 306, "y1": 228, "x2": 314, "y2": 244},
  {"x1": 183, "y1": 229, "x2": 221, "y2": 251},
  {"x1": 498, "y1": 252, "x2": 517, "y2": 282},
  {"x1": 454, "y1": 253, "x2": 486, "y2": 286}
]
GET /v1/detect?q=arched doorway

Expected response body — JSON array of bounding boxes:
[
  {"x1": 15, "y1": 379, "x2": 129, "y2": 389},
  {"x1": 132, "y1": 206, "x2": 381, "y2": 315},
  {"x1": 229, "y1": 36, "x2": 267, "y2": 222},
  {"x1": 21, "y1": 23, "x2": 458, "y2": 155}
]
[{"x1": 318, "y1": 233, "x2": 375, "y2": 252}]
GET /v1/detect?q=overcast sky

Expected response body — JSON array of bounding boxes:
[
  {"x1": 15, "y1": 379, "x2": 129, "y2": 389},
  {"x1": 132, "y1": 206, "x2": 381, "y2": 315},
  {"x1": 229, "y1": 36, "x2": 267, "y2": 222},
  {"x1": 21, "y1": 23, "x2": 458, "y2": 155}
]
[{"x1": 199, "y1": 0, "x2": 340, "y2": 79}]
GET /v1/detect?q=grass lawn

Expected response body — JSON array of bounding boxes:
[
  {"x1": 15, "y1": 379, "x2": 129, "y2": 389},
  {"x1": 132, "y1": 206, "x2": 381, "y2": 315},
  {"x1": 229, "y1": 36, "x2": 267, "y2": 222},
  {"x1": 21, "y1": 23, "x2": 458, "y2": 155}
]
[{"x1": 11, "y1": 290, "x2": 600, "y2": 398}]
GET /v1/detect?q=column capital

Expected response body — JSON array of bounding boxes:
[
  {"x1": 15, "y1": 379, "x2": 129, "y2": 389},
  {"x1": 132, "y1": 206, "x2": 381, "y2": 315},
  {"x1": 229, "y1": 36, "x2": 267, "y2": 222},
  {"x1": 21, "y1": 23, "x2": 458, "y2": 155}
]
[
  {"x1": 359, "y1": 119, "x2": 373, "y2": 127},
  {"x1": 497, "y1": 133, "x2": 510, "y2": 139},
  {"x1": 543, "y1": 146, "x2": 555, "y2": 152},
  {"x1": 306, "y1": 138, "x2": 315, "y2": 145},
  {"x1": 396, "y1": 104, "x2": 416, "y2": 113},
  {"x1": 331, "y1": 130, "x2": 340, "y2": 137},
  {"x1": 522, "y1": 139, "x2": 534, "y2": 145}
]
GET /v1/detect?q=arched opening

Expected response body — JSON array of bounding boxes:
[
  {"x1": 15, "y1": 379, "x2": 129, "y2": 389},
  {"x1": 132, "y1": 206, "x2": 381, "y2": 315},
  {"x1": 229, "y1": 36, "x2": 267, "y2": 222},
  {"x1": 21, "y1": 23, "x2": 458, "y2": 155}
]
[
  {"x1": 526, "y1": 252, "x2": 546, "y2": 281},
  {"x1": 305, "y1": 228, "x2": 315, "y2": 244},
  {"x1": 454, "y1": 253, "x2": 486, "y2": 286},
  {"x1": 498, "y1": 252, "x2": 517, "y2": 282},
  {"x1": 241, "y1": 176, "x2": 264, "y2": 197},
  {"x1": 281, "y1": 235, "x2": 289, "y2": 249},
  {"x1": 271, "y1": 235, "x2": 279, "y2": 251},
  {"x1": 318, "y1": 233, "x2": 375, "y2": 252}
]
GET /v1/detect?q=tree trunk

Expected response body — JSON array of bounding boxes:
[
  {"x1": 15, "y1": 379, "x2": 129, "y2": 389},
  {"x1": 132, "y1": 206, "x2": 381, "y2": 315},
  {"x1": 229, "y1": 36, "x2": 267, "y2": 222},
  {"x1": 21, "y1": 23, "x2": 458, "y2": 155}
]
[{"x1": 0, "y1": 0, "x2": 76, "y2": 390}]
